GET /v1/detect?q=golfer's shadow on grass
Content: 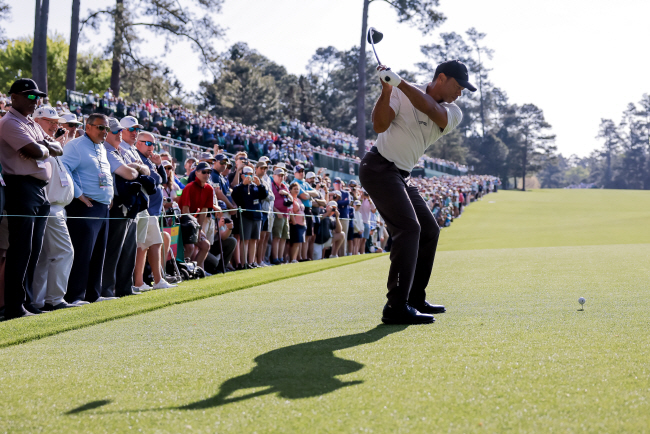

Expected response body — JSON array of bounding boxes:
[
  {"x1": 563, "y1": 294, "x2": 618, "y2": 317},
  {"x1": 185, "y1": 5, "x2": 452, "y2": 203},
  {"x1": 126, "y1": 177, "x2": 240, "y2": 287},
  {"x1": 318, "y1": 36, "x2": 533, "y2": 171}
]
[{"x1": 180, "y1": 324, "x2": 408, "y2": 410}]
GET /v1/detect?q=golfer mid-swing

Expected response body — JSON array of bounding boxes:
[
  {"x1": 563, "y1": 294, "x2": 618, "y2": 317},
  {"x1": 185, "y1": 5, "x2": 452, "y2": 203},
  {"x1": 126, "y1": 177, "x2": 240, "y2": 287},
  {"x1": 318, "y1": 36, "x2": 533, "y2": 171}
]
[{"x1": 359, "y1": 60, "x2": 476, "y2": 325}]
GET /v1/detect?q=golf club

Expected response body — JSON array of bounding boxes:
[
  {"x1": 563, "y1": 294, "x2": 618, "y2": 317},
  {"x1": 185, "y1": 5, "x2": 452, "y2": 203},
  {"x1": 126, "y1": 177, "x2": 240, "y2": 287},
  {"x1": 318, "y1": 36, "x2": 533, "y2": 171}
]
[
  {"x1": 367, "y1": 27, "x2": 384, "y2": 65},
  {"x1": 367, "y1": 26, "x2": 401, "y2": 86}
]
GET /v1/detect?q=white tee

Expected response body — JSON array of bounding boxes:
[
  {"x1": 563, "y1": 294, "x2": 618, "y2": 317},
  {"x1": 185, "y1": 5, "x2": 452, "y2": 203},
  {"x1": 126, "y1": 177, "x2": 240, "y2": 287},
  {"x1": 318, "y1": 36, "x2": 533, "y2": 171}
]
[{"x1": 375, "y1": 84, "x2": 463, "y2": 173}]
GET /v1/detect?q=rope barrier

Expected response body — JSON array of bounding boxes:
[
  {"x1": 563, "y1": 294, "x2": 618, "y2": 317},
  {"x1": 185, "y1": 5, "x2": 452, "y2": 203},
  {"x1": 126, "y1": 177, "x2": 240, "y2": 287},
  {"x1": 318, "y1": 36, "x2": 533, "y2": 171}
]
[{"x1": 0, "y1": 206, "x2": 357, "y2": 221}]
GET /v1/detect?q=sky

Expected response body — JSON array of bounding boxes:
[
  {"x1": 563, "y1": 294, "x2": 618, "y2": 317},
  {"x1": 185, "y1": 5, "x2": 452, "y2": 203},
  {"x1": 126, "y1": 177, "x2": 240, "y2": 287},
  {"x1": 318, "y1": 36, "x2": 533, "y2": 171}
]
[{"x1": 3, "y1": 0, "x2": 650, "y2": 157}]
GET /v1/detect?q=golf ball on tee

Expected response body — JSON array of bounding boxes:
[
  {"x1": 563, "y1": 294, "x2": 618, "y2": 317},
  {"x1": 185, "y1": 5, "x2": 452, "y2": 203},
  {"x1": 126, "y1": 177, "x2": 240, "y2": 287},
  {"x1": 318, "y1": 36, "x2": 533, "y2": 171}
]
[{"x1": 578, "y1": 297, "x2": 586, "y2": 305}]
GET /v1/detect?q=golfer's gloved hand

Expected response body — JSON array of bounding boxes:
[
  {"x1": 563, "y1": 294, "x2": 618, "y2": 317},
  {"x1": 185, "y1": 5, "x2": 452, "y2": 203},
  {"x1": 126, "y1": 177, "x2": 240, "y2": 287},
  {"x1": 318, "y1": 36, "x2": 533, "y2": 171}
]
[{"x1": 378, "y1": 68, "x2": 401, "y2": 86}]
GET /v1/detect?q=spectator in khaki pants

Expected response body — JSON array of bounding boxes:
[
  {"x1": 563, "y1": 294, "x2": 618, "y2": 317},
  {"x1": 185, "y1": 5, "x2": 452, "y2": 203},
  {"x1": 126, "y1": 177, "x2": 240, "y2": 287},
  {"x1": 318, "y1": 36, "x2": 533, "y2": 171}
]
[{"x1": 31, "y1": 106, "x2": 78, "y2": 311}]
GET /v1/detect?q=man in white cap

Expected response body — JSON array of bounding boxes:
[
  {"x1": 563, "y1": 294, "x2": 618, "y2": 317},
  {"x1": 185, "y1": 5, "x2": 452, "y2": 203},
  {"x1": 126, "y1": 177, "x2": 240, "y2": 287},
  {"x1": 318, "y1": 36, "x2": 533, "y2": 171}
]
[
  {"x1": 133, "y1": 131, "x2": 177, "y2": 289},
  {"x1": 101, "y1": 117, "x2": 149, "y2": 297},
  {"x1": 31, "y1": 107, "x2": 77, "y2": 310},
  {"x1": 117, "y1": 116, "x2": 153, "y2": 290},
  {"x1": 33, "y1": 106, "x2": 66, "y2": 143},
  {"x1": 119, "y1": 116, "x2": 144, "y2": 165},
  {"x1": 60, "y1": 113, "x2": 83, "y2": 144}
]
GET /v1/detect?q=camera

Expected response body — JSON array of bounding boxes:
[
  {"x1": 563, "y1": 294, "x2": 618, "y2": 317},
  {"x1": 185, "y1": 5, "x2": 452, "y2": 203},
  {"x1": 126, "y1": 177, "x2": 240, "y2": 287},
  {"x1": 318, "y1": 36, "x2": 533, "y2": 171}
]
[
  {"x1": 54, "y1": 128, "x2": 66, "y2": 139},
  {"x1": 165, "y1": 197, "x2": 172, "y2": 203},
  {"x1": 223, "y1": 217, "x2": 232, "y2": 224}
]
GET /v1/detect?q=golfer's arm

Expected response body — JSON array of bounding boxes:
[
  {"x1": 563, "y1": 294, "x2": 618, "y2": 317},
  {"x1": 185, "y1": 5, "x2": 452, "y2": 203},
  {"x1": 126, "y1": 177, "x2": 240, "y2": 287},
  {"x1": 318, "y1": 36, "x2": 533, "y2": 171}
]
[
  {"x1": 372, "y1": 87, "x2": 395, "y2": 134},
  {"x1": 396, "y1": 81, "x2": 448, "y2": 130}
]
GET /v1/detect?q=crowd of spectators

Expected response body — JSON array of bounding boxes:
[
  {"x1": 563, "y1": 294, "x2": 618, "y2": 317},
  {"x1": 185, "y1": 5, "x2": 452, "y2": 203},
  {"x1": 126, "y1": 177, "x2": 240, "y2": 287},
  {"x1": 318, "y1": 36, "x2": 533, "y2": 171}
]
[
  {"x1": 0, "y1": 79, "x2": 496, "y2": 321},
  {"x1": 53, "y1": 88, "x2": 469, "y2": 172}
]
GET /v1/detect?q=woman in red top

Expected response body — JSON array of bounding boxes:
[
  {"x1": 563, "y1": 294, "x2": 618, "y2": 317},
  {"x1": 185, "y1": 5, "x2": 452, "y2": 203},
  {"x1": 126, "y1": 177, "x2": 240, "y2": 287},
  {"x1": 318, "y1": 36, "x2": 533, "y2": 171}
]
[{"x1": 288, "y1": 182, "x2": 306, "y2": 263}]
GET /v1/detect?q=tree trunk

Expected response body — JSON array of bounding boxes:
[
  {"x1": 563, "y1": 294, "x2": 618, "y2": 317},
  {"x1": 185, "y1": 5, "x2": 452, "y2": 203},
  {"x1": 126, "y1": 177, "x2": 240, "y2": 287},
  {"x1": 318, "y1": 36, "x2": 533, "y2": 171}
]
[
  {"x1": 522, "y1": 133, "x2": 528, "y2": 191},
  {"x1": 110, "y1": 0, "x2": 125, "y2": 97},
  {"x1": 32, "y1": 0, "x2": 49, "y2": 94},
  {"x1": 477, "y1": 50, "x2": 486, "y2": 138},
  {"x1": 65, "y1": 0, "x2": 80, "y2": 91},
  {"x1": 355, "y1": 0, "x2": 370, "y2": 158},
  {"x1": 33, "y1": 0, "x2": 40, "y2": 64}
]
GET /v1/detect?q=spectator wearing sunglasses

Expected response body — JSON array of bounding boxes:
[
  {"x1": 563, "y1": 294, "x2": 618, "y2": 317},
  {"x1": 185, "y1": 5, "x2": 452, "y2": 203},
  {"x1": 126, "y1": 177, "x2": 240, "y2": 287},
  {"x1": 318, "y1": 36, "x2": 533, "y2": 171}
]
[
  {"x1": 100, "y1": 118, "x2": 146, "y2": 298},
  {"x1": 178, "y1": 162, "x2": 213, "y2": 270},
  {"x1": 133, "y1": 132, "x2": 176, "y2": 290},
  {"x1": 60, "y1": 113, "x2": 83, "y2": 145},
  {"x1": 231, "y1": 166, "x2": 267, "y2": 268},
  {"x1": 186, "y1": 151, "x2": 216, "y2": 184},
  {"x1": 210, "y1": 154, "x2": 235, "y2": 211},
  {"x1": 31, "y1": 107, "x2": 78, "y2": 310},
  {"x1": 118, "y1": 116, "x2": 145, "y2": 166},
  {"x1": 33, "y1": 106, "x2": 67, "y2": 144},
  {"x1": 0, "y1": 79, "x2": 63, "y2": 319},
  {"x1": 60, "y1": 113, "x2": 115, "y2": 305},
  {"x1": 118, "y1": 115, "x2": 153, "y2": 277}
]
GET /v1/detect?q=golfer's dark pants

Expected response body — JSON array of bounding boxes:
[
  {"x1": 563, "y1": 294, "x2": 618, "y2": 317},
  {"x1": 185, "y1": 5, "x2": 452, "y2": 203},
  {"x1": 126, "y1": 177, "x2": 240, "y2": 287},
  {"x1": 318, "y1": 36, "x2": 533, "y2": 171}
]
[
  {"x1": 64, "y1": 199, "x2": 109, "y2": 303},
  {"x1": 359, "y1": 148, "x2": 440, "y2": 306},
  {"x1": 3, "y1": 175, "x2": 50, "y2": 317},
  {"x1": 101, "y1": 208, "x2": 135, "y2": 297}
]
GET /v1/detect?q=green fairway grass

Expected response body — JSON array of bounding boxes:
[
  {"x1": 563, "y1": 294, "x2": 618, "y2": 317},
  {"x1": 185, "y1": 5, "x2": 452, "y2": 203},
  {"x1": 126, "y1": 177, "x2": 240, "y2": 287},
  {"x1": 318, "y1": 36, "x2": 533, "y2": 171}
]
[
  {"x1": 0, "y1": 253, "x2": 379, "y2": 349},
  {"x1": 439, "y1": 188, "x2": 650, "y2": 250},
  {"x1": 1, "y1": 189, "x2": 649, "y2": 433}
]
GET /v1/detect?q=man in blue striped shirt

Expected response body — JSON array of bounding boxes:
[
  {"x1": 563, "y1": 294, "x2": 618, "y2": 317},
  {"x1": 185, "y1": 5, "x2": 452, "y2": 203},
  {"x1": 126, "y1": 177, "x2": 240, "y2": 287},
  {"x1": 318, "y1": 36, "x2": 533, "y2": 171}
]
[{"x1": 61, "y1": 113, "x2": 116, "y2": 304}]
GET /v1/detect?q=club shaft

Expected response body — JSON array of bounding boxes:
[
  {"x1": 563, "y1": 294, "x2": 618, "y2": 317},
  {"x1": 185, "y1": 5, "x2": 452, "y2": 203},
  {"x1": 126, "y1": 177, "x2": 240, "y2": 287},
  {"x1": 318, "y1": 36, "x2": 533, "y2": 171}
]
[{"x1": 370, "y1": 41, "x2": 381, "y2": 65}]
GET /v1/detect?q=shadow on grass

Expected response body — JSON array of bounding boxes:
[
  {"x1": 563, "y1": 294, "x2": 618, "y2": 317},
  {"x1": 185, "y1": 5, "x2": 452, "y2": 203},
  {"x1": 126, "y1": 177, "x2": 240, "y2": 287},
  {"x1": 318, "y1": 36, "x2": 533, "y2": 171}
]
[
  {"x1": 66, "y1": 400, "x2": 112, "y2": 414},
  {"x1": 179, "y1": 324, "x2": 408, "y2": 409},
  {"x1": 67, "y1": 325, "x2": 407, "y2": 415}
]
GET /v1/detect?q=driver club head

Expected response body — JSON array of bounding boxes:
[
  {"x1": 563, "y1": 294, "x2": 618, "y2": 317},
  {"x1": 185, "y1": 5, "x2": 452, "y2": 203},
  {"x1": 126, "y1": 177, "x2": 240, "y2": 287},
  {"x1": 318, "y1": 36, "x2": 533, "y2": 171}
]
[{"x1": 367, "y1": 27, "x2": 384, "y2": 44}]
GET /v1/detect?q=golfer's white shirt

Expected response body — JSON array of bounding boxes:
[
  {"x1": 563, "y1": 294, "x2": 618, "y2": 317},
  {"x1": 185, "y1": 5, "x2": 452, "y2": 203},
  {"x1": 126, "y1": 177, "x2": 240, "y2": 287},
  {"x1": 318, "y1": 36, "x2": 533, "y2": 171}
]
[{"x1": 375, "y1": 84, "x2": 463, "y2": 173}]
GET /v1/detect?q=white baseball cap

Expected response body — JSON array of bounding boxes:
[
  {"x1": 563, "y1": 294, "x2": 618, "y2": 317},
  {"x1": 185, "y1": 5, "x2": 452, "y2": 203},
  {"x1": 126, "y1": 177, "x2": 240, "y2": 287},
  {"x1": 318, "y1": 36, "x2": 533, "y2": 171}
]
[
  {"x1": 327, "y1": 201, "x2": 338, "y2": 208},
  {"x1": 60, "y1": 113, "x2": 82, "y2": 125},
  {"x1": 120, "y1": 116, "x2": 143, "y2": 129},
  {"x1": 34, "y1": 106, "x2": 63, "y2": 121}
]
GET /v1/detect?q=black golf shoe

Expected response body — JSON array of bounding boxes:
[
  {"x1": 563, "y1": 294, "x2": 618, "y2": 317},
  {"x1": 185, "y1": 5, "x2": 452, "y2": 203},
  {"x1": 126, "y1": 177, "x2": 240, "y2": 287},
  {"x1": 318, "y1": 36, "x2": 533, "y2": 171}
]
[
  {"x1": 381, "y1": 302, "x2": 435, "y2": 325},
  {"x1": 409, "y1": 301, "x2": 446, "y2": 315}
]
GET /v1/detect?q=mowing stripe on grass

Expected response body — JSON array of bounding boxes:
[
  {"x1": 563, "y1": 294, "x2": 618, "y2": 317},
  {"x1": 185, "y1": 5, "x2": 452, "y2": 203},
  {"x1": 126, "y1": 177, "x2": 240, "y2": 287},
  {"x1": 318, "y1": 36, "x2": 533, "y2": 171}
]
[{"x1": 0, "y1": 254, "x2": 382, "y2": 349}]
